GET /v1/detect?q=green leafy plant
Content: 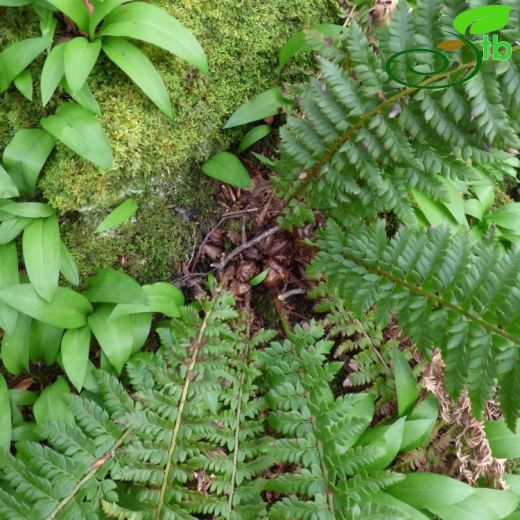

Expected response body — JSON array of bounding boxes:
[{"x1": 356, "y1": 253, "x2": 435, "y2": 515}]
[
  {"x1": 1, "y1": 293, "x2": 517, "y2": 519},
  {"x1": 0, "y1": 0, "x2": 208, "y2": 120}
]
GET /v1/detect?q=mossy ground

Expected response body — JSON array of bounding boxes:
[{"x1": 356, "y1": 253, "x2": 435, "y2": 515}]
[{"x1": 0, "y1": 0, "x2": 339, "y2": 282}]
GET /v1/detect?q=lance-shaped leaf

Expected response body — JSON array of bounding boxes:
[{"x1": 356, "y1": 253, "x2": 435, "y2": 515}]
[
  {"x1": 22, "y1": 216, "x2": 61, "y2": 302},
  {"x1": 88, "y1": 304, "x2": 133, "y2": 373},
  {"x1": 0, "y1": 38, "x2": 49, "y2": 93},
  {"x1": 0, "y1": 242, "x2": 19, "y2": 335},
  {"x1": 41, "y1": 43, "x2": 65, "y2": 106},
  {"x1": 95, "y1": 198, "x2": 138, "y2": 233},
  {"x1": 60, "y1": 241, "x2": 80, "y2": 286},
  {"x1": 103, "y1": 37, "x2": 173, "y2": 120},
  {"x1": 61, "y1": 325, "x2": 91, "y2": 391},
  {"x1": 13, "y1": 68, "x2": 32, "y2": 100},
  {"x1": 1, "y1": 314, "x2": 31, "y2": 375},
  {"x1": 40, "y1": 103, "x2": 113, "y2": 168},
  {"x1": 2, "y1": 129, "x2": 55, "y2": 195},
  {"x1": 0, "y1": 284, "x2": 92, "y2": 329},
  {"x1": 84, "y1": 269, "x2": 148, "y2": 305},
  {"x1": 33, "y1": 376, "x2": 74, "y2": 425},
  {"x1": 44, "y1": 0, "x2": 89, "y2": 32},
  {"x1": 0, "y1": 374, "x2": 10, "y2": 451},
  {"x1": 99, "y1": 2, "x2": 208, "y2": 74},
  {"x1": 64, "y1": 37, "x2": 101, "y2": 93},
  {"x1": 0, "y1": 164, "x2": 19, "y2": 199},
  {"x1": 202, "y1": 152, "x2": 251, "y2": 189}
]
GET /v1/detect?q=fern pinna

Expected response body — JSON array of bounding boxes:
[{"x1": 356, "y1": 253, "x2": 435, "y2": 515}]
[
  {"x1": 309, "y1": 220, "x2": 520, "y2": 427},
  {"x1": 1, "y1": 292, "x2": 518, "y2": 519},
  {"x1": 274, "y1": 0, "x2": 520, "y2": 228},
  {"x1": 0, "y1": 292, "x2": 274, "y2": 519},
  {"x1": 272, "y1": 0, "x2": 520, "y2": 422}
]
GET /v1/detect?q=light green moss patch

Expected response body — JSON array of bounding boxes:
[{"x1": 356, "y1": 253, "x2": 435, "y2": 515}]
[{"x1": 0, "y1": 0, "x2": 339, "y2": 281}]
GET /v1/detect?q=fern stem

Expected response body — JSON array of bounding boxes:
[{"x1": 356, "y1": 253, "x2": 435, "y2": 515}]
[
  {"x1": 350, "y1": 256, "x2": 520, "y2": 347},
  {"x1": 286, "y1": 44, "x2": 520, "y2": 202},
  {"x1": 47, "y1": 428, "x2": 132, "y2": 520},
  {"x1": 354, "y1": 319, "x2": 391, "y2": 375},
  {"x1": 227, "y1": 321, "x2": 250, "y2": 519},
  {"x1": 155, "y1": 306, "x2": 212, "y2": 520}
]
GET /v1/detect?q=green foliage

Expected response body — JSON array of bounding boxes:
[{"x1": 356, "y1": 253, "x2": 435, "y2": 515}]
[
  {"x1": 310, "y1": 219, "x2": 520, "y2": 426},
  {"x1": 263, "y1": 0, "x2": 520, "y2": 424},
  {"x1": 0, "y1": 0, "x2": 207, "y2": 122},
  {"x1": 1, "y1": 291, "x2": 516, "y2": 519}
]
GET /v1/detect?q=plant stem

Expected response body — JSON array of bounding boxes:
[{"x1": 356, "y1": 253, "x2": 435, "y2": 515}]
[{"x1": 155, "y1": 307, "x2": 212, "y2": 520}]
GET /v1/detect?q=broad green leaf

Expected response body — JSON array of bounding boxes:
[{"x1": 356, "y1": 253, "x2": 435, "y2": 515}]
[
  {"x1": 465, "y1": 198, "x2": 484, "y2": 220},
  {"x1": 225, "y1": 87, "x2": 287, "y2": 129},
  {"x1": 371, "y1": 492, "x2": 431, "y2": 520},
  {"x1": 237, "y1": 125, "x2": 272, "y2": 154},
  {"x1": 45, "y1": 0, "x2": 89, "y2": 32},
  {"x1": 1, "y1": 314, "x2": 31, "y2": 375},
  {"x1": 357, "y1": 417, "x2": 406, "y2": 471},
  {"x1": 386, "y1": 473, "x2": 474, "y2": 509},
  {"x1": 0, "y1": 242, "x2": 19, "y2": 335},
  {"x1": 0, "y1": 0, "x2": 32, "y2": 4},
  {"x1": 505, "y1": 474, "x2": 520, "y2": 497},
  {"x1": 473, "y1": 184, "x2": 495, "y2": 213},
  {"x1": 13, "y1": 68, "x2": 33, "y2": 100},
  {"x1": 62, "y1": 78, "x2": 101, "y2": 115},
  {"x1": 110, "y1": 282, "x2": 184, "y2": 319},
  {"x1": 485, "y1": 419, "x2": 520, "y2": 459},
  {"x1": 3, "y1": 129, "x2": 55, "y2": 195},
  {"x1": 249, "y1": 268, "x2": 269, "y2": 286},
  {"x1": 440, "y1": 178, "x2": 467, "y2": 226},
  {"x1": 453, "y1": 5, "x2": 512, "y2": 35},
  {"x1": 61, "y1": 325, "x2": 91, "y2": 391},
  {"x1": 95, "y1": 198, "x2": 138, "y2": 233},
  {"x1": 202, "y1": 152, "x2": 251, "y2": 189},
  {"x1": 23, "y1": 216, "x2": 61, "y2": 302},
  {"x1": 60, "y1": 241, "x2": 80, "y2": 286},
  {"x1": 102, "y1": 37, "x2": 173, "y2": 120},
  {"x1": 84, "y1": 269, "x2": 148, "y2": 305},
  {"x1": 88, "y1": 304, "x2": 133, "y2": 373},
  {"x1": 0, "y1": 284, "x2": 92, "y2": 329},
  {"x1": 0, "y1": 164, "x2": 19, "y2": 198},
  {"x1": 130, "y1": 312, "x2": 152, "y2": 353},
  {"x1": 401, "y1": 395, "x2": 439, "y2": 452},
  {"x1": 100, "y1": 2, "x2": 208, "y2": 74},
  {"x1": 64, "y1": 37, "x2": 101, "y2": 93},
  {"x1": 0, "y1": 374, "x2": 11, "y2": 451},
  {"x1": 430, "y1": 488, "x2": 519, "y2": 520},
  {"x1": 29, "y1": 320, "x2": 63, "y2": 365},
  {"x1": 9, "y1": 389, "x2": 36, "y2": 407},
  {"x1": 486, "y1": 203, "x2": 520, "y2": 232},
  {"x1": 277, "y1": 24, "x2": 344, "y2": 74},
  {"x1": 0, "y1": 217, "x2": 29, "y2": 244},
  {"x1": 411, "y1": 188, "x2": 461, "y2": 228},
  {"x1": 41, "y1": 43, "x2": 65, "y2": 106},
  {"x1": 33, "y1": 376, "x2": 74, "y2": 425},
  {"x1": 40, "y1": 102, "x2": 113, "y2": 168},
  {"x1": 0, "y1": 38, "x2": 49, "y2": 93},
  {"x1": 0, "y1": 201, "x2": 54, "y2": 218},
  {"x1": 392, "y1": 347, "x2": 418, "y2": 417},
  {"x1": 89, "y1": 0, "x2": 133, "y2": 38}
]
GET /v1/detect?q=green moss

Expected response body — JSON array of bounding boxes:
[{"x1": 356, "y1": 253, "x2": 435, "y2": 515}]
[{"x1": 0, "y1": 0, "x2": 338, "y2": 281}]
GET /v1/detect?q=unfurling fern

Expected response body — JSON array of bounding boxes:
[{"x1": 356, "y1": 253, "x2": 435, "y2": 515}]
[
  {"x1": 273, "y1": 0, "x2": 520, "y2": 228},
  {"x1": 309, "y1": 219, "x2": 520, "y2": 426}
]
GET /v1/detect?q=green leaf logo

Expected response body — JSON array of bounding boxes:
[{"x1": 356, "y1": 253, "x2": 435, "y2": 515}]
[{"x1": 453, "y1": 5, "x2": 512, "y2": 35}]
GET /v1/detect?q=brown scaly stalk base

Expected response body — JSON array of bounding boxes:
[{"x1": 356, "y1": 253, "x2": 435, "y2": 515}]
[{"x1": 395, "y1": 350, "x2": 506, "y2": 488}]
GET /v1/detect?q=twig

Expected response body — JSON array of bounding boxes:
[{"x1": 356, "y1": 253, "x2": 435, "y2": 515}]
[
  {"x1": 189, "y1": 208, "x2": 259, "y2": 272},
  {"x1": 211, "y1": 225, "x2": 280, "y2": 271},
  {"x1": 278, "y1": 288, "x2": 306, "y2": 301}
]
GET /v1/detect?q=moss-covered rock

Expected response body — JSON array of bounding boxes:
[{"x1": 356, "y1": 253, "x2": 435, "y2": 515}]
[{"x1": 0, "y1": 0, "x2": 339, "y2": 282}]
